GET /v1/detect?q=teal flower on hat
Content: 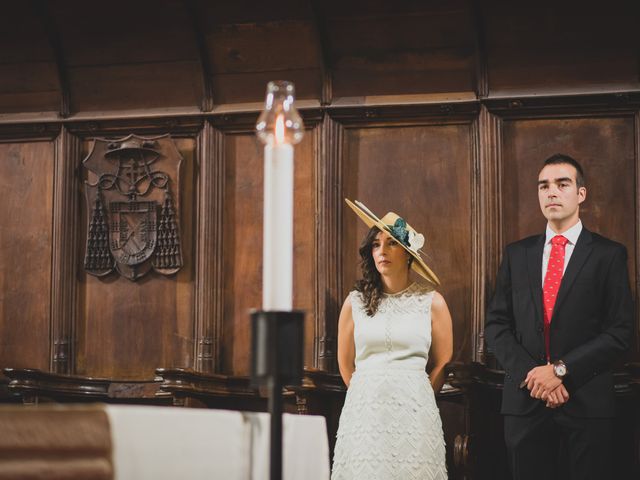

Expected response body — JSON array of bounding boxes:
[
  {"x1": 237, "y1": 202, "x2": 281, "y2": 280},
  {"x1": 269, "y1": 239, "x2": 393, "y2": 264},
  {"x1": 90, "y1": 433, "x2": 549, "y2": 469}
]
[
  {"x1": 388, "y1": 217, "x2": 425, "y2": 254},
  {"x1": 389, "y1": 218, "x2": 410, "y2": 246}
]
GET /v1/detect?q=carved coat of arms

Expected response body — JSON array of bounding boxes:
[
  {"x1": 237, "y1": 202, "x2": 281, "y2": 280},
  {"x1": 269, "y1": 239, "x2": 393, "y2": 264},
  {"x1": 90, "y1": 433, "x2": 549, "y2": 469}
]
[{"x1": 83, "y1": 134, "x2": 183, "y2": 281}]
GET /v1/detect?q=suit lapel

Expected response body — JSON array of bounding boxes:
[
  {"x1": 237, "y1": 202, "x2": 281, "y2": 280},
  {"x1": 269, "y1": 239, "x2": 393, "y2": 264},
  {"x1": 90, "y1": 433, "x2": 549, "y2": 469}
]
[
  {"x1": 552, "y1": 228, "x2": 593, "y2": 319},
  {"x1": 527, "y1": 234, "x2": 546, "y2": 327}
]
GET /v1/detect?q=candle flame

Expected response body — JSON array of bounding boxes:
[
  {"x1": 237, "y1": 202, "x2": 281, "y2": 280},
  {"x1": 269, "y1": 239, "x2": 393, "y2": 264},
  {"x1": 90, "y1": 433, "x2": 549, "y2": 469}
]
[{"x1": 275, "y1": 114, "x2": 285, "y2": 144}]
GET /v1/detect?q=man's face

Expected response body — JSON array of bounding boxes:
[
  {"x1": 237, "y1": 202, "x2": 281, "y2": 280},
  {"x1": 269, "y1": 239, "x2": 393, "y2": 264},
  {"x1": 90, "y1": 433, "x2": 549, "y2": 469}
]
[{"x1": 537, "y1": 163, "x2": 586, "y2": 226}]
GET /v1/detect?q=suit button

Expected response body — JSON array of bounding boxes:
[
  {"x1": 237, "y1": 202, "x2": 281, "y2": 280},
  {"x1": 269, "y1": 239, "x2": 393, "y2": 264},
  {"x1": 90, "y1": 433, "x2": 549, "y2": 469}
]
[{"x1": 536, "y1": 325, "x2": 543, "y2": 333}]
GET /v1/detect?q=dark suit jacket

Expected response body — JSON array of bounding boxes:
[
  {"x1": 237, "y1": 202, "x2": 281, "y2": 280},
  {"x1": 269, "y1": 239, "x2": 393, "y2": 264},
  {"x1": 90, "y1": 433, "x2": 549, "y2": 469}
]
[{"x1": 484, "y1": 227, "x2": 633, "y2": 417}]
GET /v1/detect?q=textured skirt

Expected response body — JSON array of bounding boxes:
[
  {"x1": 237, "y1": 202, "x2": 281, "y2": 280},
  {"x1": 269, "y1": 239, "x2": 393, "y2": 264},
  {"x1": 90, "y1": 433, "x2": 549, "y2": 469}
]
[{"x1": 331, "y1": 368, "x2": 447, "y2": 480}]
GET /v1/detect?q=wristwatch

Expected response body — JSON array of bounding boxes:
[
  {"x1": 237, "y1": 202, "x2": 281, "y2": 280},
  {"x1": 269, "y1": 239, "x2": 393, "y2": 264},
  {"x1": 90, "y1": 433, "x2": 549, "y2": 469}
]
[{"x1": 553, "y1": 360, "x2": 568, "y2": 379}]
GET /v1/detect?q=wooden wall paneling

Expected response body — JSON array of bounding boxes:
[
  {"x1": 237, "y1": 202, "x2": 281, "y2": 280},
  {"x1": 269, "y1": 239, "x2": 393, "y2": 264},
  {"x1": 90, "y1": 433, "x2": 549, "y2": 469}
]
[
  {"x1": 308, "y1": 0, "x2": 333, "y2": 105},
  {"x1": 75, "y1": 136, "x2": 196, "y2": 380},
  {"x1": 205, "y1": 20, "x2": 322, "y2": 105},
  {"x1": 194, "y1": 122, "x2": 224, "y2": 373},
  {"x1": 471, "y1": 0, "x2": 489, "y2": 99},
  {"x1": 474, "y1": 106, "x2": 503, "y2": 363},
  {"x1": 183, "y1": 0, "x2": 215, "y2": 112},
  {"x1": 339, "y1": 113, "x2": 476, "y2": 364},
  {"x1": 484, "y1": 1, "x2": 640, "y2": 96},
  {"x1": 64, "y1": 117, "x2": 204, "y2": 138},
  {"x1": 50, "y1": 127, "x2": 81, "y2": 374},
  {"x1": 51, "y1": 0, "x2": 203, "y2": 113},
  {"x1": 0, "y1": 140, "x2": 56, "y2": 373},
  {"x1": 221, "y1": 123, "x2": 317, "y2": 375},
  {"x1": 0, "y1": 2, "x2": 61, "y2": 114},
  {"x1": 323, "y1": 0, "x2": 476, "y2": 99},
  {"x1": 635, "y1": 111, "x2": 640, "y2": 358},
  {"x1": 36, "y1": 0, "x2": 71, "y2": 118},
  {"x1": 314, "y1": 114, "x2": 343, "y2": 372},
  {"x1": 499, "y1": 113, "x2": 638, "y2": 362}
]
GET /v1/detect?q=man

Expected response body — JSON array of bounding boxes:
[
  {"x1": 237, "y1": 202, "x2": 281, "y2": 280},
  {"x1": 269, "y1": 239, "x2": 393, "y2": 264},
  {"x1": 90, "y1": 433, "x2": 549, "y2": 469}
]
[{"x1": 484, "y1": 153, "x2": 633, "y2": 480}]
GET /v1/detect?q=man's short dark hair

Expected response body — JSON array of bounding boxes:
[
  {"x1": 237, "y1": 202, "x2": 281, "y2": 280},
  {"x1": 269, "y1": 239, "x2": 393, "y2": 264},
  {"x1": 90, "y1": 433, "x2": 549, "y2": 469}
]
[{"x1": 542, "y1": 153, "x2": 585, "y2": 188}]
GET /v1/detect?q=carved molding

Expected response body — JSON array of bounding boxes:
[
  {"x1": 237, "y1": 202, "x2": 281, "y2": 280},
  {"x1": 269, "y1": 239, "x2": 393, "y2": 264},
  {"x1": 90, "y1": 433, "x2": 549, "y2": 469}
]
[
  {"x1": 0, "y1": 123, "x2": 61, "y2": 142},
  {"x1": 314, "y1": 115, "x2": 343, "y2": 372},
  {"x1": 194, "y1": 122, "x2": 224, "y2": 373},
  {"x1": 50, "y1": 127, "x2": 80, "y2": 374},
  {"x1": 473, "y1": 106, "x2": 503, "y2": 363},
  {"x1": 4, "y1": 368, "x2": 162, "y2": 403},
  {"x1": 327, "y1": 102, "x2": 480, "y2": 127},
  {"x1": 636, "y1": 112, "x2": 640, "y2": 358},
  {"x1": 64, "y1": 116, "x2": 204, "y2": 137},
  {"x1": 483, "y1": 91, "x2": 640, "y2": 117},
  {"x1": 156, "y1": 367, "x2": 259, "y2": 398},
  {"x1": 155, "y1": 367, "x2": 345, "y2": 405}
]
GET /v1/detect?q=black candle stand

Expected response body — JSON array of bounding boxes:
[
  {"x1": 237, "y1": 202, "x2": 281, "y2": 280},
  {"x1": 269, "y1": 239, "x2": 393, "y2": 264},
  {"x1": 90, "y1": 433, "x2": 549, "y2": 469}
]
[{"x1": 250, "y1": 310, "x2": 304, "y2": 480}]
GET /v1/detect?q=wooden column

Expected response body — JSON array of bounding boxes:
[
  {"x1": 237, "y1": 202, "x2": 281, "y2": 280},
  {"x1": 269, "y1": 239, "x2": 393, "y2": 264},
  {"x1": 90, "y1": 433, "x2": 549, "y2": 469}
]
[
  {"x1": 50, "y1": 126, "x2": 80, "y2": 374},
  {"x1": 474, "y1": 105, "x2": 503, "y2": 363},
  {"x1": 194, "y1": 122, "x2": 225, "y2": 373},
  {"x1": 314, "y1": 114, "x2": 343, "y2": 372}
]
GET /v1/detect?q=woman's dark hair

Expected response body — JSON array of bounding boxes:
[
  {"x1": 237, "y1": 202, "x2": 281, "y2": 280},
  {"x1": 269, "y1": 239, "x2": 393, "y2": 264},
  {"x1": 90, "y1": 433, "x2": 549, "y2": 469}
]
[{"x1": 354, "y1": 226, "x2": 413, "y2": 316}]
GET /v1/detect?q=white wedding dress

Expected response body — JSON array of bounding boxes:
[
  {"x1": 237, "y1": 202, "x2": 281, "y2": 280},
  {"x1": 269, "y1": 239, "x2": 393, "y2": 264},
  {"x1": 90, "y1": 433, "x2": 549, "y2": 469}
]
[{"x1": 331, "y1": 282, "x2": 447, "y2": 480}]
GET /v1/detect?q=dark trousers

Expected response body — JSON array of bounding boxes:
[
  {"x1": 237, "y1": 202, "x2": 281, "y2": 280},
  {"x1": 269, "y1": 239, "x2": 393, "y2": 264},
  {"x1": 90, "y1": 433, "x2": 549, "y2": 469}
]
[{"x1": 504, "y1": 407, "x2": 612, "y2": 480}]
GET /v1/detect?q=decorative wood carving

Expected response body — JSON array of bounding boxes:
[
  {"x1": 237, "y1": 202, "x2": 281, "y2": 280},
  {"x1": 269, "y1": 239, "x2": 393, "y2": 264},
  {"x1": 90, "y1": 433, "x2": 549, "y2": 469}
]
[
  {"x1": 636, "y1": 112, "x2": 640, "y2": 357},
  {"x1": 474, "y1": 106, "x2": 503, "y2": 364},
  {"x1": 51, "y1": 127, "x2": 81, "y2": 374},
  {"x1": 314, "y1": 114, "x2": 342, "y2": 372},
  {"x1": 194, "y1": 122, "x2": 224, "y2": 373},
  {"x1": 82, "y1": 134, "x2": 183, "y2": 281},
  {"x1": 4, "y1": 368, "x2": 162, "y2": 404}
]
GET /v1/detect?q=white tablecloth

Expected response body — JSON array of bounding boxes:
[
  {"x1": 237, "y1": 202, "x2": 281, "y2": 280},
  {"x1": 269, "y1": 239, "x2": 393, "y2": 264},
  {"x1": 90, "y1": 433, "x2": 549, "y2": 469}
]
[{"x1": 105, "y1": 405, "x2": 330, "y2": 480}]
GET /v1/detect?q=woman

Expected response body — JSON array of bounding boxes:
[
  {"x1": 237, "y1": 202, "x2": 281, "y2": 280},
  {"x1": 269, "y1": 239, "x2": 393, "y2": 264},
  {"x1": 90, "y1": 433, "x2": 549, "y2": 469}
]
[{"x1": 331, "y1": 199, "x2": 453, "y2": 480}]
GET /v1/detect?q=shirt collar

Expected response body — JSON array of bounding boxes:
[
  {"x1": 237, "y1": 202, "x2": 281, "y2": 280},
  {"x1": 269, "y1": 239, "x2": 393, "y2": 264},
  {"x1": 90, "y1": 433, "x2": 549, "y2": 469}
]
[{"x1": 545, "y1": 220, "x2": 582, "y2": 246}]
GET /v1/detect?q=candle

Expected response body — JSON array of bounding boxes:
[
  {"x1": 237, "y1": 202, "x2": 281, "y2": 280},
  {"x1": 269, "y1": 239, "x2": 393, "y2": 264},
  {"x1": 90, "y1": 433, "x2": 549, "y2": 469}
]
[
  {"x1": 256, "y1": 82, "x2": 304, "y2": 311},
  {"x1": 263, "y1": 121, "x2": 294, "y2": 310}
]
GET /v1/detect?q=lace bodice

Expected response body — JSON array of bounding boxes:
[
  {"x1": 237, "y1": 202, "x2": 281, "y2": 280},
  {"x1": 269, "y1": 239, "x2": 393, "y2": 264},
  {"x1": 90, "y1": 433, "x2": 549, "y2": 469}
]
[{"x1": 349, "y1": 282, "x2": 434, "y2": 372}]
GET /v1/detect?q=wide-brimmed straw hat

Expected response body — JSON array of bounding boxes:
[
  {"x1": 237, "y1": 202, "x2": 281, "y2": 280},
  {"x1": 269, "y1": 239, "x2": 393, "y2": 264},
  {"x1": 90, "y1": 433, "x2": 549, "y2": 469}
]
[{"x1": 345, "y1": 198, "x2": 440, "y2": 286}]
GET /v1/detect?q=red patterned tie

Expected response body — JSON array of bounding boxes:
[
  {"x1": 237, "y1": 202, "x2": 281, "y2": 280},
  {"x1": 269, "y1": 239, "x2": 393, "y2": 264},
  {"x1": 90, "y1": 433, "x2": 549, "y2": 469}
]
[{"x1": 543, "y1": 235, "x2": 568, "y2": 361}]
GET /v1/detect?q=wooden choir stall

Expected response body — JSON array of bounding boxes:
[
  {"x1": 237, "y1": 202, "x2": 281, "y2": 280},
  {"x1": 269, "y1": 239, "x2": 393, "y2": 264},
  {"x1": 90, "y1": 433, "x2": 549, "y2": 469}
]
[{"x1": 0, "y1": 1, "x2": 639, "y2": 479}]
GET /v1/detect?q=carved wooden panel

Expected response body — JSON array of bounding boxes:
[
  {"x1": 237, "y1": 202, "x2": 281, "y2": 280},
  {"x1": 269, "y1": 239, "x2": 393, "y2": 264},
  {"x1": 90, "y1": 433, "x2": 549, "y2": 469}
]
[
  {"x1": 75, "y1": 137, "x2": 196, "y2": 379},
  {"x1": 341, "y1": 122, "x2": 474, "y2": 362},
  {"x1": 0, "y1": 141, "x2": 55, "y2": 372},
  {"x1": 222, "y1": 130, "x2": 316, "y2": 375}
]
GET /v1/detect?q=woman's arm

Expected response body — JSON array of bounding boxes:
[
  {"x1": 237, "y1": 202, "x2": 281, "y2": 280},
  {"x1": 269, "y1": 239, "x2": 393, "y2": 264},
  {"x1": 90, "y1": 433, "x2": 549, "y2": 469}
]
[
  {"x1": 428, "y1": 291, "x2": 453, "y2": 393},
  {"x1": 337, "y1": 296, "x2": 356, "y2": 387}
]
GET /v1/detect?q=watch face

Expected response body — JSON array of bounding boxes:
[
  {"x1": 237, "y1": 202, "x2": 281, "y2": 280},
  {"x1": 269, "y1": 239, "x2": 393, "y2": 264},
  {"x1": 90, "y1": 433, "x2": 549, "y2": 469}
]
[{"x1": 555, "y1": 363, "x2": 567, "y2": 377}]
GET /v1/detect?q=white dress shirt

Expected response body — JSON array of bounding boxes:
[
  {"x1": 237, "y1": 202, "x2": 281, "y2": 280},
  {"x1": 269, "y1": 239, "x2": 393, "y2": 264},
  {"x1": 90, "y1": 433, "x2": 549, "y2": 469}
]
[{"x1": 542, "y1": 220, "x2": 583, "y2": 284}]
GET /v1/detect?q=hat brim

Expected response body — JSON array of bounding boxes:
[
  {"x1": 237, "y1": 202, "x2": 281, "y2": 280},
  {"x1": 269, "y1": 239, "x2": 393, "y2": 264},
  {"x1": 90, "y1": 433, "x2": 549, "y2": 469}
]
[{"x1": 345, "y1": 198, "x2": 440, "y2": 286}]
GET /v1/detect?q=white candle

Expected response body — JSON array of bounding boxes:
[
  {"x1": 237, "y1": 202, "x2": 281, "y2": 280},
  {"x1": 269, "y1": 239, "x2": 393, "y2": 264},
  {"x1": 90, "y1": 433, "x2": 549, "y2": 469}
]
[{"x1": 262, "y1": 116, "x2": 294, "y2": 311}]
